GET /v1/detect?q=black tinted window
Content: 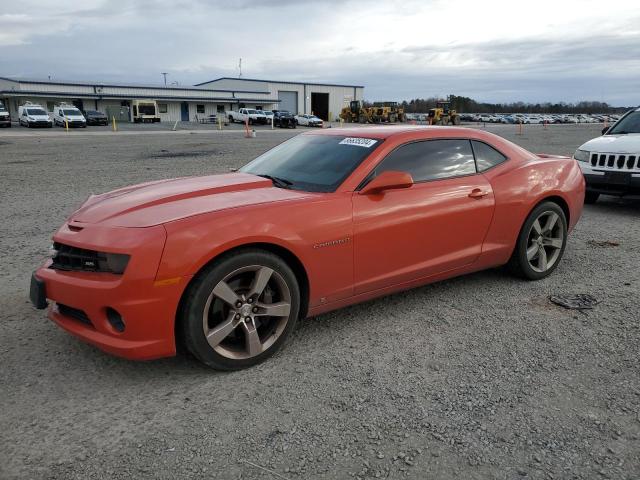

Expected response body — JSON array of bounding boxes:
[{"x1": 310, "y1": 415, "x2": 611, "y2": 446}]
[
  {"x1": 471, "y1": 140, "x2": 507, "y2": 171},
  {"x1": 375, "y1": 139, "x2": 475, "y2": 182}
]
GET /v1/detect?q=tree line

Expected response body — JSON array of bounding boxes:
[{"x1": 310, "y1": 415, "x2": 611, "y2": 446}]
[{"x1": 372, "y1": 95, "x2": 631, "y2": 114}]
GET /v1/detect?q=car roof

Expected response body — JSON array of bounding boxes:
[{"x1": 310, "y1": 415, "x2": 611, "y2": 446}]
[{"x1": 303, "y1": 125, "x2": 480, "y2": 140}]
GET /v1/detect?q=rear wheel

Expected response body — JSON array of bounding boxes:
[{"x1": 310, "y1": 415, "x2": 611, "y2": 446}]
[
  {"x1": 180, "y1": 249, "x2": 300, "y2": 370},
  {"x1": 584, "y1": 191, "x2": 600, "y2": 204},
  {"x1": 508, "y1": 202, "x2": 567, "y2": 280}
]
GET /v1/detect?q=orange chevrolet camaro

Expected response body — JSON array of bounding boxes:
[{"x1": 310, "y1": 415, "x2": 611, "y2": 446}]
[{"x1": 30, "y1": 127, "x2": 585, "y2": 370}]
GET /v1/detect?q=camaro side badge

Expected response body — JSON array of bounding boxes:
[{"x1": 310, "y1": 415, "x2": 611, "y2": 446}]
[{"x1": 313, "y1": 237, "x2": 351, "y2": 249}]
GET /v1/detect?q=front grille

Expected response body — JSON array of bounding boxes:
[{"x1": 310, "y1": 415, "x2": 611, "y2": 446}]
[
  {"x1": 50, "y1": 242, "x2": 128, "y2": 274},
  {"x1": 590, "y1": 152, "x2": 640, "y2": 171},
  {"x1": 57, "y1": 303, "x2": 93, "y2": 327}
]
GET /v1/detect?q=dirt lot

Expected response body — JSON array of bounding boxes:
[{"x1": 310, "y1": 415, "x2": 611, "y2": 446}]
[{"x1": 1, "y1": 124, "x2": 638, "y2": 479}]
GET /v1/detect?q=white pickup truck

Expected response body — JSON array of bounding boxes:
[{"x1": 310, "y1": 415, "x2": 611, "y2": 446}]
[{"x1": 227, "y1": 108, "x2": 267, "y2": 125}]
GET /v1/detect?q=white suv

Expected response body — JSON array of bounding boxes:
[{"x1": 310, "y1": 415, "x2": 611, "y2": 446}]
[{"x1": 573, "y1": 107, "x2": 640, "y2": 203}]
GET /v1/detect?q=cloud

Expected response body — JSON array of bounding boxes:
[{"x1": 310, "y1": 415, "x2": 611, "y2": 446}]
[{"x1": 0, "y1": 0, "x2": 638, "y2": 105}]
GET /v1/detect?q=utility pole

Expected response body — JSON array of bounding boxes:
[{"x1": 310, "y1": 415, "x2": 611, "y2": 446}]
[
  {"x1": 238, "y1": 58, "x2": 242, "y2": 78},
  {"x1": 161, "y1": 72, "x2": 168, "y2": 86}
]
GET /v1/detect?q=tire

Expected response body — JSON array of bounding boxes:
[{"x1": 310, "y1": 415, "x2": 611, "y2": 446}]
[
  {"x1": 584, "y1": 191, "x2": 600, "y2": 204},
  {"x1": 179, "y1": 249, "x2": 301, "y2": 370},
  {"x1": 508, "y1": 201, "x2": 567, "y2": 280},
  {"x1": 228, "y1": 115, "x2": 234, "y2": 123}
]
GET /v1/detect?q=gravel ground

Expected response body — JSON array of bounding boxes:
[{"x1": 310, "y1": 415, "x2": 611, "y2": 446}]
[{"x1": 1, "y1": 124, "x2": 638, "y2": 480}]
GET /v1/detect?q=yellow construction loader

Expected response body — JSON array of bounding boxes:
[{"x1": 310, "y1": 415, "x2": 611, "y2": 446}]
[
  {"x1": 428, "y1": 101, "x2": 460, "y2": 125},
  {"x1": 340, "y1": 100, "x2": 405, "y2": 123}
]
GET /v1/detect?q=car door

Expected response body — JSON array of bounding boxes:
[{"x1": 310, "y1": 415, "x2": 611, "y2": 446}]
[{"x1": 352, "y1": 139, "x2": 495, "y2": 295}]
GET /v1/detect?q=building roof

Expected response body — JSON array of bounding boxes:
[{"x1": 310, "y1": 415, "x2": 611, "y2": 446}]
[
  {"x1": 0, "y1": 76, "x2": 269, "y2": 95},
  {"x1": 194, "y1": 76, "x2": 365, "y2": 89}
]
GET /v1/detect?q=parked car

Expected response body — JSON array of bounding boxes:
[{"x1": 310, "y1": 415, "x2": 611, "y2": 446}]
[
  {"x1": 82, "y1": 110, "x2": 109, "y2": 126},
  {"x1": 0, "y1": 101, "x2": 11, "y2": 127},
  {"x1": 53, "y1": 104, "x2": 86, "y2": 128},
  {"x1": 272, "y1": 110, "x2": 296, "y2": 128},
  {"x1": 295, "y1": 114, "x2": 323, "y2": 127},
  {"x1": 18, "y1": 103, "x2": 53, "y2": 128},
  {"x1": 260, "y1": 110, "x2": 274, "y2": 124},
  {"x1": 573, "y1": 107, "x2": 640, "y2": 203},
  {"x1": 30, "y1": 126, "x2": 585, "y2": 370},
  {"x1": 227, "y1": 108, "x2": 267, "y2": 125}
]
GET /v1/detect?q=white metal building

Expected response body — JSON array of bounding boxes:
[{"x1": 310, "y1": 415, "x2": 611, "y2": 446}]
[
  {"x1": 195, "y1": 77, "x2": 365, "y2": 121},
  {"x1": 0, "y1": 76, "x2": 364, "y2": 123}
]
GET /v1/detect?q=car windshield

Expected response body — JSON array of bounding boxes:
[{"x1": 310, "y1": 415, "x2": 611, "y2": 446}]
[
  {"x1": 86, "y1": 110, "x2": 102, "y2": 115},
  {"x1": 63, "y1": 109, "x2": 80, "y2": 115},
  {"x1": 27, "y1": 108, "x2": 47, "y2": 115},
  {"x1": 607, "y1": 110, "x2": 640, "y2": 134},
  {"x1": 240, "y1": 134, "x2": 383, "y2": 193},
  {"x1": 247, "y1": 109, "x2": 260, "y2": 114}
]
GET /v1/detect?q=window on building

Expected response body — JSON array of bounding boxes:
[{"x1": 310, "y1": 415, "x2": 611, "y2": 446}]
[
  {"x1": 196, "y1": 104, "x2": 205, "y2": 114},
  {"x1": 470, "y1": 140, "x2": 508, "y2": 172},
  {"x1": 158, "y1": 103, "x2": 168, "y2": 114},
  {"x1": 217, "y1": 105, "x2": 225, "y2": 113},
  {"x1": 46, "y1": 101, "x2": 55, "y2": 112},
  {"x1": 373, "y1": 139, "x2": 476, "y2": 183}
]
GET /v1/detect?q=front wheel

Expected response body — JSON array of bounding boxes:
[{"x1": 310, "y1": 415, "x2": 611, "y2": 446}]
[
  {"x1": 508, "y1": 201, "x2": 567, "y2": 280},
  {"x1": 180, "y1": 249, "x2": 301, "y2": 370}
]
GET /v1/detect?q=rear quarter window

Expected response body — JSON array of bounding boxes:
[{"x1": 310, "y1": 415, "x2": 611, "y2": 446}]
[{"x1": 471, "y1": 140, "x2": 508, "y2": 171}]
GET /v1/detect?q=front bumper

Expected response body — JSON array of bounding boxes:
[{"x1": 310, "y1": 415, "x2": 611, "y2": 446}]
[
  {"x1": 0, "y1": 117, "x2": 10, "y2": 126},
  {"x1": 29, "y1": 121, "x2": 53, "y2": 127},
  {"x1": 66, "y1": 121, "x2": 87, "y2": 127},
  {"x1": 580, "y1": 163, "x2": 640, "y2": 197},
  {"x1": 30, "y1": 223, "x2": 188, "y2": 360}
]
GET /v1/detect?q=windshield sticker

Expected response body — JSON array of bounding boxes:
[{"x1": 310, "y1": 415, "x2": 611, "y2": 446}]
[{"x1": 339, "y1": 137, "x2": 378, "y2": 148}]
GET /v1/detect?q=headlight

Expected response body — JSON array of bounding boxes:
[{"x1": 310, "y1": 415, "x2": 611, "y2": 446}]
[
  {"x1": 573, "y1": 149, "x2": 589, "y2": 162},
  {"x1": 98, "y1": 253, "x2": 130, "y2": 274}
]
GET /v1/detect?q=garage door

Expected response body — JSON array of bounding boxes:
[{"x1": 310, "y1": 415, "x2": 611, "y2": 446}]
[{"x1": 278, "y1": 91, "x2": 298, "y2": 114}]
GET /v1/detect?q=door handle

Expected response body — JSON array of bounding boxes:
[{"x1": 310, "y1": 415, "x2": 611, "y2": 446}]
[{"x1": 468, "y1": 188, "x2": 489, "y2": 199}]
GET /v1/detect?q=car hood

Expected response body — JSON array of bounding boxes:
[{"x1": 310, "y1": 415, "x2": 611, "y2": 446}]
[
  {"x1": 71, "y1": 173, "x2": 314, "y2": 228},
  {"x1": 29, "y1": 115, "x2": 50, "y2": 120},
  {"x1": 580, "y1": 134, "x2": 640, "y2": 153}
]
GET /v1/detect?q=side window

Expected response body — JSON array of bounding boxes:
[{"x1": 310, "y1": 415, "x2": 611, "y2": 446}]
[
  {"x1": 471, "y1": 140, "x2": 507, "y2": 171},
  {"x1": 374, "y1": 139, "x2": 476, "y2": 182}
]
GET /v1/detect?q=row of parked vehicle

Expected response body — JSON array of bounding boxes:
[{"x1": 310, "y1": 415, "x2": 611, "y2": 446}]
[
  {"x1": 15, "y1": 102, "x2": 110, "y2": 128},
  {"x1": 458, "y1": 112, "x2": 622, "y2": 124},
  {"x1": 227, "y1": 108, "x2": 324, "y2": 128}
]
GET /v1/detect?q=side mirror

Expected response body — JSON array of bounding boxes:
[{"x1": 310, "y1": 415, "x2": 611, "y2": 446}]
[
  {"x1": 360, "y1": 171, "x2": 414, "y2": 195},
  {"x1": 601, "y1": 127, "x2": 609, "y2": 135}
]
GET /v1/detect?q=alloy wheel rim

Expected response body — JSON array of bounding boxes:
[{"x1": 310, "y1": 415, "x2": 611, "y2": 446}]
[
  {"x1": 526, "y1": 211, "x2": 564, "y2": 273},
  {"x1": 202, "y1": 265, "x2": 291, "y2": 360}
]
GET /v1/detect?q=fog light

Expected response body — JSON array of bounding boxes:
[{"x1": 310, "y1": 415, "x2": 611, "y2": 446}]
[{"x1": 106, "y1": 307, "x2": 125, "y2": 332}]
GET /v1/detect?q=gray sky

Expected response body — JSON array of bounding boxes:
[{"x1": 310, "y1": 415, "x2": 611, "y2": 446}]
[{"x1": 1, "y1": 0, "x2": 639, "y2": 105}]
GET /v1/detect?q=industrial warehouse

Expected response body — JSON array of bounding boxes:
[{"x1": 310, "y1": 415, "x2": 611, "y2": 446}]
[{"x1": 0, "y1": 76, "x2": 364, "y2": 123}]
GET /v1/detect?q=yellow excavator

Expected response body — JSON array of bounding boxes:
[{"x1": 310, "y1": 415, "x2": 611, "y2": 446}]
[{"x1": 428, "y1": 100, "x2": 460, "y2": 125}]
